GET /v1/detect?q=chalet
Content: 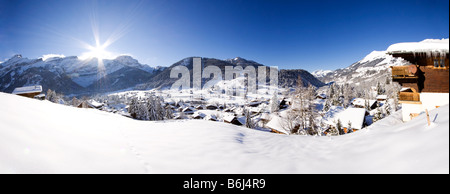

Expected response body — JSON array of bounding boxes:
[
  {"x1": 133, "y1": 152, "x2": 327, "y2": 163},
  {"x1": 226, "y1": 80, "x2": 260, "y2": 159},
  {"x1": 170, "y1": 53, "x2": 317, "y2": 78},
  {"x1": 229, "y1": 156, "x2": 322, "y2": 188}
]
[
  {"x1": 315, "y1": 93, "x2": 327, "y2": 99},
  {"x1": 191, "y1": 112, "x2": 206, "y2": 119},
  {"x1": 206, "y1": 104, "x2": 218, "y2": 110},
  {"x1": 182, "y1": 107, "x2": 194, "y2": 114},
  {"x1": 204, "y1": 114, "x2": 218, "y2": 121},
  {"x1": 265, "y1": 114, "x2": 289, "y2": 135},
  {"x1": 388, "y1": 39, "x2": 449, "y2": 121},
  {"x1": 324, "y1": 108, "x2": 367, "y2": 134},
  {"x1": 77, "y1": 100, "x2": 104, "y2": 109},
  {"x1": 223, "y1": 115, "x2": 244, "y2": 126},
  {"x1": 12, "y1": 85, "x2": 43, "y2": 98},
  {"x1": 351, "y1": 98, "x2": 377, "y2": 110},
  {"x1": 34, "y1": 93, "x2": 46, "y2": 100},
  {"x1": 375, "y1": 95, "x2": 387, "y2": 102}
]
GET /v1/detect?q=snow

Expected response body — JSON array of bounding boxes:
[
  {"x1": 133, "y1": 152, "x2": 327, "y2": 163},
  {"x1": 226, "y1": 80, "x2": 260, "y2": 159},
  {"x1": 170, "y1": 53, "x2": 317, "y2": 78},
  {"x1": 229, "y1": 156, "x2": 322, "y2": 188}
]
[
  {"x1": 360, "y1": 51, "x2": 387, "y2": 63},
  {"x1": 334, "y1": 108, "x2": 366, "y2": 130},
  {"x1": 387, "y1": 38, "x2": 449, "y2": 54},
  {"x1": 311, "y1": 69, "x2": 332, "y2": 78},
  {"x1": 0, "y1": 92, "x2": 448, "y2": 173},
  {"x1": 40, "y1": 54, "x2": 65, "y2": 61}
]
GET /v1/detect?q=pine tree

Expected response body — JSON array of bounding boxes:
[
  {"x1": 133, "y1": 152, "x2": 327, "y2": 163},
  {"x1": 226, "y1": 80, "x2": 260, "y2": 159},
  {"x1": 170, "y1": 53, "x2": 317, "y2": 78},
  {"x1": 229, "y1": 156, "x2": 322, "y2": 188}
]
[
  {"x1": 244, "y1": 108, "x2": 255, "y2": 129},
  {"x1": 128, "y1": 97, "x2": 139, "y2": 119},
  {"x1": 384, "y1": 97, "x2": 391, "y2": 116},
  {"x1": 336, "y1": 119, "x2": 344, "y2": 135},
  {"x1": 373, "y1": 107, "x2": 383, "y2": 123},
  {"x1": 270, "y1": 92, "x2": 279, "y2": 113},
  {"x1": 323, "y1": 99, "x2": 331, "y2": 112},
  {"x1": 347, "y1": 120, "x2": 353, "y2": 133},
  {"x1": 71, "y1": 96, "x2": 79, "y2": 107}
]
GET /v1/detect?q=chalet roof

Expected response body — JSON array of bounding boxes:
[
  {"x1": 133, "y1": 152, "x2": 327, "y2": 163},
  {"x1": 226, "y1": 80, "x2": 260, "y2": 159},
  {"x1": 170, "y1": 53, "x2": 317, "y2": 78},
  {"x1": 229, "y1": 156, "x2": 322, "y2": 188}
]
[
  {"x1": 351, "y1": 98, "x2": 376, "y2": 107},
  {"x1": 376, "y1": 95, "x2": 387, "y2": 100},
  {"x1": 223, "y1": 115, "x2": 236, "y2": 123},
  {"x1": 265, "y1": 114, "x2": 289, "y2": 135},
  {"x1": 192, "y1": 112, "x2": 206, "y2": 119},
  {"x1": 334, "y1": 108, "x2": 366, "y2": 130},
  {"x1": 88, "y1": 100, "x2": 104, "y2": 108},
  {"x1": 12, "y1": 85, "x2": 42, "y2": 95},
  {"x1": 387, "y1": 39, "x2": 449, "y2": 54}
]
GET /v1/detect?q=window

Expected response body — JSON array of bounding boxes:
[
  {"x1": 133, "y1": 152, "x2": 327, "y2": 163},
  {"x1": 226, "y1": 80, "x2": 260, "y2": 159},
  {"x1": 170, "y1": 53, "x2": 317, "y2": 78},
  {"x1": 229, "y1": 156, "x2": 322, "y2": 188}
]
[
  {"x1": 434, "y1": 59, "x2": 439, "y2": 67},
  {"x1": 440, "y1": 59, "x2": 446, "y2": 68}
]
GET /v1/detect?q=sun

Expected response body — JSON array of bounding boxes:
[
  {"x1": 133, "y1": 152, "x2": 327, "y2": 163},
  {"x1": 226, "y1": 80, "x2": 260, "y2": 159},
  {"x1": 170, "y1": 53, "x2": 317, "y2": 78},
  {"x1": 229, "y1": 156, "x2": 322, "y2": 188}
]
[{"x1": 79, "y1": 43, "x2": 113, "y2": 61}]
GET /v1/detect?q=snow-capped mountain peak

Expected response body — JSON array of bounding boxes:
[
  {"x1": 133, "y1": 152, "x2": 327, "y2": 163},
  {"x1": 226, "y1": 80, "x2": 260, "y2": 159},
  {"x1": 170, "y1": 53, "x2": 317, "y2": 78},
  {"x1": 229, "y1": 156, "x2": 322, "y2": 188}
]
[
  {"x1": 359, "y1": 50, "x2": 387, "y2": 63},
  {"x1": 311, "y1": 69, "x2": 332, "y2": 78}
]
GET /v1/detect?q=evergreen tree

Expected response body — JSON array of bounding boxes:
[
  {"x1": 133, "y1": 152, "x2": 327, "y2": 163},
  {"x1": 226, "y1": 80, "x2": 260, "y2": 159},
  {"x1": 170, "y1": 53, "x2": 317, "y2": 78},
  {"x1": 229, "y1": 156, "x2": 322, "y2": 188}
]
[
  {"x1": 244, "y1": 108, "x2": 255, "y2": 129},
  {"x1": 336, "y1": 119, "x2": 344, "y2": 135},
  {"x1": 373, "y1": 107, "x2": 383, "y2": 123},
  {"x1": 347, "y1": 120, "x2": 353, "y2": 133},
  {"x1": 270, "y1": 92, "x2": 279, "y2": 113}
]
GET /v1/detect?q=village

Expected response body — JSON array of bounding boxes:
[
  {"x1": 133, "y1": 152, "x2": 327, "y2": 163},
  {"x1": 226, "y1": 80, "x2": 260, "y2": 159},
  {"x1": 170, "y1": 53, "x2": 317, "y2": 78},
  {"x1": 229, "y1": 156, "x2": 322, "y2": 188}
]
[
  {"x1": 11, "y1": 78, "x2": 398, "y2": 136},
  {"x1": 8, "y1": 39, "x2": 449, "y2": 137}
]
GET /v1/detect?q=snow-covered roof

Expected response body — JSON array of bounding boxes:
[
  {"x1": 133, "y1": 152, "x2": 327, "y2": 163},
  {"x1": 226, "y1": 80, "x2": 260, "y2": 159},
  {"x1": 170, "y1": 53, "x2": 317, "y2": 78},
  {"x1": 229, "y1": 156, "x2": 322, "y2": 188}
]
[
  {"x1": 352, "y1": 98, "x2": 376, "y2": 107},
  {"x1": 88, "y1": 100, "x2": 104, "y2": 108},
  {"x1": 223, "y1": 115, "x2": 236, "y2": 122},
  {"x1": 376, "y1": 95, "x2": 387, "y2": 100},
  {"x1": 12, "y1": 85, "x2": 42, "y2": 95},
  {"x1": 265, "y1": 114, "x2": 289, "y2": 135},
  {"x1": 334, "y1": 108, "x2": 366, "y2": 130},
  {"x1": 192, "y1": 112, "x2": 206, "y2": 118},
  {"x1": 387, "y1": 39, "x2": 449, "y2": 54}
]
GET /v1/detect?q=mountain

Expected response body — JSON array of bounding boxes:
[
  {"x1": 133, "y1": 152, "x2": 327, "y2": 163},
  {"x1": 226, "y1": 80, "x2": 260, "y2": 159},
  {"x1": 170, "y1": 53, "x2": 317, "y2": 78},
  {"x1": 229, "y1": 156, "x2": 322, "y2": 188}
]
[
  {"x1": 0, "y1": 54, "x2": 324, "y2": 96},
  {"x1": 138, "y1": 56, "x2": 325, "y2": 90},
  {"x1": 317, "y1": 50, "x2": 410, "y2": 85},
  {"x1": 0, "y1": 54, "x2": 165, "y2": 95},
  {"x1": 311, "y1": 69, "x2": 332, "y2": 79}
]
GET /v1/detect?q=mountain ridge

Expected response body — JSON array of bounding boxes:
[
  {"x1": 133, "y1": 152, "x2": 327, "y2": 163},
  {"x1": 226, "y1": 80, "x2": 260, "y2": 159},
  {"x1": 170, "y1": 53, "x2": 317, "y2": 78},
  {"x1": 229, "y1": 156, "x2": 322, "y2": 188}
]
[{"x1": 0, "y1": 55, "x2": 324, "y2": 96}]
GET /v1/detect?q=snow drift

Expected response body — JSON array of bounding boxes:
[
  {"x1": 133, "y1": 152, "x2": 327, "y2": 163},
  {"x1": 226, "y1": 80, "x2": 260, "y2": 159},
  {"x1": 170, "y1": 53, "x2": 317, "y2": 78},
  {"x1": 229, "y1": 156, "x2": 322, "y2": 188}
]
[{"x1": 0, "y1": 92, "x2": 448, "y2": 173}]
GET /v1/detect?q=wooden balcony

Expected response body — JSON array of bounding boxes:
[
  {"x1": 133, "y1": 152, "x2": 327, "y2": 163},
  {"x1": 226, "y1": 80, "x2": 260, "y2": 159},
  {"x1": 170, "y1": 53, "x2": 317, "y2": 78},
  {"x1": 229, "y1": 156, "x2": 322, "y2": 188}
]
[
  {"x1": 391, "y1": 65, "x2": 418, "y2": 79},
  {"x1": 399, "y1": 92, "x2": 420, "y2": 102}
]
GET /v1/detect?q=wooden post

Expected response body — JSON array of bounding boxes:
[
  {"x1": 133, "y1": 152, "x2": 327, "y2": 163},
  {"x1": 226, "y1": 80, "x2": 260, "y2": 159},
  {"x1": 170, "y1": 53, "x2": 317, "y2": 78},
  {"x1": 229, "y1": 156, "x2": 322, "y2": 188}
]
[{"x1": 425, "y1": 109, "x2": 431, "y2": 126}]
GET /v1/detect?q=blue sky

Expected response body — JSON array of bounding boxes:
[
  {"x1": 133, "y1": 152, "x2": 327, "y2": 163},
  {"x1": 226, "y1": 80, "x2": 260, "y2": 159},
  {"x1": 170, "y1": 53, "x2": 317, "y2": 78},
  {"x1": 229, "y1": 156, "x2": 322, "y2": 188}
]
[{"x1": 0, "y1": 0, "x2": 448, "y2": 72}]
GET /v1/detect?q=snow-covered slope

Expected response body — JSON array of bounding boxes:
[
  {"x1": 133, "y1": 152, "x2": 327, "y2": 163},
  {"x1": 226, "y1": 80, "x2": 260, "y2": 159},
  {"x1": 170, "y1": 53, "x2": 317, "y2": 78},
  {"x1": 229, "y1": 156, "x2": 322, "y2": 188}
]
[
  {"x1": 311, "y1": 69, "x2": 332, "y2": 79},
  {"x1": 0, "y1": 92, "x2": 448, "y2": 173},
  {"x1": 318, "y1": 50, "x2": 409, "y2": 85},
  {"x1": 318, "y1": 38, "x2": 449, "y2": 85}
]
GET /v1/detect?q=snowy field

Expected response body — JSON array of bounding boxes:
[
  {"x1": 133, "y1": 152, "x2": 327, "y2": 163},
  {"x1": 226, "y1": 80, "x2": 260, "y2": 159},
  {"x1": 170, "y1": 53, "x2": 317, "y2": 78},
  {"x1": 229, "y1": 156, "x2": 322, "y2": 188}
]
[{"x1": 0, "y1": 92, "x2": 448, "y2": 174}]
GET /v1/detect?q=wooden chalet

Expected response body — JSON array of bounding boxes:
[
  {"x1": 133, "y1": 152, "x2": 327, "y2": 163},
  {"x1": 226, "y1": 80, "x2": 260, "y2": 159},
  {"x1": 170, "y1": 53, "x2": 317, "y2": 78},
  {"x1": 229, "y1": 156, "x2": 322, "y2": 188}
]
[
  {"x1": 77, "y1": 100, "x2": 104, "y2": 109},
  {"x1": 223, "y1": 115, "x2": 244, "y2": 126},
  {"x1": 388, "y1": 39, "x2": 449, "y2": 121},
  {"x1": 12, "y1": 85, "x2": 43, "y2": 98}
]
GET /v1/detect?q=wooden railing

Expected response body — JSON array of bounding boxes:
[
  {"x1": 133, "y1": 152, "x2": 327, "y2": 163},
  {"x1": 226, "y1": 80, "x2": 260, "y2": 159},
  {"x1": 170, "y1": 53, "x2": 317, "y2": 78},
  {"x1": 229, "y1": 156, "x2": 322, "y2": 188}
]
[
  {"x1": 399, "y1": 92, "x2": 420, "y2": 102},
  {"x1": 391, "y1": 66, "x2": 417, "y2": 78}
]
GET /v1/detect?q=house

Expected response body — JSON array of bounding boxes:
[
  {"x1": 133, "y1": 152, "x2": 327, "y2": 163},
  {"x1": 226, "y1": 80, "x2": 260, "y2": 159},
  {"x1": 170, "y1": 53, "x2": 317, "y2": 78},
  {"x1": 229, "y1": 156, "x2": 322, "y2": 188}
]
[
  {"x1": 181, "y1": 107, "x2": 195, "y2": 114},
  {"x1": 191, "y1": 112, "x2": 206, "y2": 119},
  {"x1": 316, "y1": 93, "x2": 327, "y2": 99},
  {"x1": 206, "y1": 104, "x2": 218, "y2": 110},
  {"x1": 204, "y1": 114, "x2": 218, "y2": 121},
  {"x1": 388, "y1": 39, "x2": 449, "y2": 121},
  {"x1": 265, "y1": 114, "x2": 289, "y2": 135},
  {"x1": 351, "y1": 98, "x2": 377, "y2": 110},
  {"x1": 375, "y1": 95, "x2": 387, "y2": 102},
  {"x1": 12, "y1": 85, "x2": 43, "y2": 98},
  {"x1": 34, "y1": 93, "x2": 46, "y2": 100},
  {"x1": 325, "y1": 108, "x2": 367, "y2": 134},
  {"x1": 77, "y1": 100, "x2": 104, "y2": 109},
  {"x1": 223, "y1": 115, "x2": 244, "y2": 126}
]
